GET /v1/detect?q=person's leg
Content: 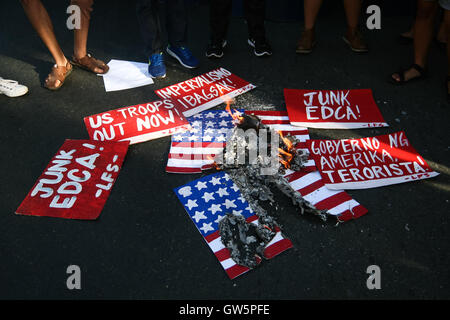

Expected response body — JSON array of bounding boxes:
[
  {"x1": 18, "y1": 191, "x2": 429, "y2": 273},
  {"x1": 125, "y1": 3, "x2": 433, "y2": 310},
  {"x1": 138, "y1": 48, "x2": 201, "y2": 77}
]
[
  {"x1": 20, "y1": 0, "x2": 67, "y2": 67},
  {"x1": 136, "y1": 0, "x2": 163, "y2": 56},
  {"x1": 71, "y1": 0, "x2": 93, "y2": 60},
  {"x1": 342, "y1": 0, "x2": 368, "y2": 52},
  {"x1": 296, "y1": 0, "x2": 322, "y2": 53},
  {"x1": 392, "y1": 0, "x2": 438, "y2": 82},
  {"x1": 244, "y1": 0, "x2": 266, "y2": 41},
  {"x1": 209, "y1": 0, "x2": 232, "y2": 44},
  {"x1": 244, "y1": 0, "x2": 271, "y2": 56},
  {"x1": 136, "y1": 0, "x2": 166, "y2": 78},
  {"x1": 166, "y1": 0, "x2": 187, "y2": 48},
  {"x1": 165, "y1": 0, "x2": 199, "y2": 68},
  {"x1": 413, "y1": 0, "x2": 438, "y2": 67},
  {"x1": 343, "y1": 0, "x2": 361, "y2": 35},
  {"x1": 304, "y1": 0, "x2": 323, "y2": 30},
  {"x1": 206, "y1": 0, "x2": 231, "y2": 58}
]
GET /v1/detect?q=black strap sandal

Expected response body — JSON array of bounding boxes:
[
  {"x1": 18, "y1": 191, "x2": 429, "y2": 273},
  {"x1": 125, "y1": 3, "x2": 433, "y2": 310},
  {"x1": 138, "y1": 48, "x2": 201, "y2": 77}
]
[{"x1": 389, "y1": 64, "x2": 427, "y2": 85}]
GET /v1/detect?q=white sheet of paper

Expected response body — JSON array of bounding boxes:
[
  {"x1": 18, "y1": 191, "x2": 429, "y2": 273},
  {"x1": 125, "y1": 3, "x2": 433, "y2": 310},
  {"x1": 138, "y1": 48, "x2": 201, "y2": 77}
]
[{"x1": 99, "y1": 59, "x2": 153, "y2": 92}]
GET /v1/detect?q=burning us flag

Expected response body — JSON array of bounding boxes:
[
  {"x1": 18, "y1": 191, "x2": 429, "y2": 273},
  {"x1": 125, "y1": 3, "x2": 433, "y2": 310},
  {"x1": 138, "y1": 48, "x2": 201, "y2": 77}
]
[
  {"x1": 174, "y1": 172, "x2": 293, "y2": 280},
  {"x1": 166, "y1": 110, "x2": 316, "y2": 173},
  {"x1": 211, "y1": 109, "x2": 368, "y2": 222},
  {"x1": 168, "y1": 108, "x2": 367, "y2": 222}
]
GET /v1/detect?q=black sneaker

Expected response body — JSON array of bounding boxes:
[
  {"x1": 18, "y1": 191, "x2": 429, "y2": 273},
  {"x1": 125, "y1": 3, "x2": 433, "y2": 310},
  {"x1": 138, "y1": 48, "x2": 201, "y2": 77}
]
[
  {"x1": 248, "y1": 38, "x2": 272, "y2": 57},
  {"x1": 206, "y1": 40, "x2": 227, "y2": 59}
]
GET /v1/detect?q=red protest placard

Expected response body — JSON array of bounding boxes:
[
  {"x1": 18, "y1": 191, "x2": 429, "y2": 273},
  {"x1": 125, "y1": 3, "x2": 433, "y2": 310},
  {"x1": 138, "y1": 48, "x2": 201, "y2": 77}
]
[
  {"x1": 284, "y1": 89, "x2": 388, "y2": 129},
  {"x1": 84, "y1": 99, "x2": 190, "y2": 144},
  {"x1": 306, "y1": 132, "x2": 439, "y2": 189},
  {"x1": 16, "y1": 139, "x2": 129, "y2": 220},
  {"x1": 154, "y1": 67, "x2": 256, "y2": 117}
]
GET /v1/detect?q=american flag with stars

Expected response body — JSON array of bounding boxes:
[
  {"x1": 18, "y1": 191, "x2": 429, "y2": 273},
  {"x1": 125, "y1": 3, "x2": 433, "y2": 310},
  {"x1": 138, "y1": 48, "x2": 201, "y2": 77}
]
[
  {"x1": 174, "y1": 171, "x2": 293, "y2": 280},
  {"x1": 166, "y1": 109, "x2": 238, "y2": 173},
  {"x1": 166, "y1": 109, "x2": 316, "y2": 173},
  {"x1": 168, "y1": 109, "x2": 367, "y2": 222}
]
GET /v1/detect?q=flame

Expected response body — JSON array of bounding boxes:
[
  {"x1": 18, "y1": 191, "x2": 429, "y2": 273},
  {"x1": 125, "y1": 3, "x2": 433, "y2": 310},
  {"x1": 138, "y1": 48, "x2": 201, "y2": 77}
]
[
  {"x1": 278, "y1": 131, "x2": 294, "y2": 151},
  {"x1": 278, "y1": 148, "x2": 293, "y2": 162},
  {"x1": 206, "y1": 155, "x2": 221, "y2": 171},
  {"x1": 278, "y1": 131, "x2": 295, "y2": 169},
  {"x1": 225, "y1": 99, "x2": 244, "y2": 123}
]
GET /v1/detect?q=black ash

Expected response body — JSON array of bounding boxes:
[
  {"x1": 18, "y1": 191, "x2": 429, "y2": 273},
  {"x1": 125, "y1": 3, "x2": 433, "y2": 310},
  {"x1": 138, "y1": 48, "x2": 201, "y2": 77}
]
[{"x1": 212, "y1": 111, "x2": 329, "y2": 268}]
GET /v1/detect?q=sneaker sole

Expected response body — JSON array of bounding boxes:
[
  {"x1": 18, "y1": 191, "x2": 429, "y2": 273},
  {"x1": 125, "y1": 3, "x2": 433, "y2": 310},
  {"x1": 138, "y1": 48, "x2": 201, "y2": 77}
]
[
  {"x1": 150, "y1": 74, "x2": 166, "y2": 79},
  {"x1": 166, "y1": 47, "x2": 198, "y2": 69},
  {"x1": 254, "y1": 50, "x2": 272, "y2": 57},
  {"x1": 296, "y1": 41, "x2": 316, "y2": 54},
  {"x1": 342, "y1": 36, "x2": 369, "y2": 53},
  {"x1": 205, "y1": 52, "x2": 224, "y2": 59},
  {"x1": 247, "y1": 39, "x2": 272, "y2": 57},
  {"x1": 205, "y1": 40, "x2": 227, "y2": 59},
  {"x1": 0, "y1": 86, "x2": 28, "y2": 97}
]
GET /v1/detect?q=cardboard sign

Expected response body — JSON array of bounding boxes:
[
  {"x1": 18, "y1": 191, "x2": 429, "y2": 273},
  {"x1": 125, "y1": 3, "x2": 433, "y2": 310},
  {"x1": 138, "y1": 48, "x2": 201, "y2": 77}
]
[
  {"x1": 16, "y1": 139, "x2": 129, "y2": 220},
  {"x1": 306, "y1": 132, "x2": 439, "y2": 189},
  {"x1": 84, "y1": 99, "x2": 190, "y2": 144},
  {"x1": 155, "y1": 67, "x2": 256, "y2": 117},
  {"x1": 284, "y1": 89, "x2": 388, "y2": 129}
]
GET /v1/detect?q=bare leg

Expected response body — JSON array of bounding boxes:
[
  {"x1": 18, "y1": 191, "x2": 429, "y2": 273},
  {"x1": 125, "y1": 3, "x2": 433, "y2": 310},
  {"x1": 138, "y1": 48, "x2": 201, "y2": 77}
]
[
  {"x1": 413, "y1": 0, "x2": 437, "y2": 68},
  {"x1": 392, "y1": 0, "x2": 437, "y2": 82},
  {"x1": 20, "y1": 0, "x2": 68, "y2": 67},
  {"x1": 343, "y1": 0, "x2": 361, "y2": 36},
  {"x1": 304, "y1": 0, "x2": 323, "y2": 30},
  {"x1": 72, "y1": 0, "x2": 93, "y2": 60}
]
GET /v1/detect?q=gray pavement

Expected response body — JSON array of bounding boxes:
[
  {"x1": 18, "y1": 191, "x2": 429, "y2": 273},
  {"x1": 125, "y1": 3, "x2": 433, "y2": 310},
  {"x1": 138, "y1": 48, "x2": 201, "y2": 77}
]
[{"x1": 0, "y1": 0, "x2": 449, "y2": 299}]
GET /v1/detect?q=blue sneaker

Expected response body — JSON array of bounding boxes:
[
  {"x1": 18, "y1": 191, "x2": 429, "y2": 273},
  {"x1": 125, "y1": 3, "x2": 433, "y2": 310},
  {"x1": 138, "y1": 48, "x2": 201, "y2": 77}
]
[
  {"x1": 148, "y1": 52, "x2": 166, "y2": 79},
  {"x1": 166, "y1": 45, "x2": 199, "y2": 69}
]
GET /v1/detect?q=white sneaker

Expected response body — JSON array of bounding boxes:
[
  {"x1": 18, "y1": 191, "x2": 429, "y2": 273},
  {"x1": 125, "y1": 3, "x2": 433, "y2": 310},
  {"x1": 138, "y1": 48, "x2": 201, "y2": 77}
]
[{"x1": 0, "y1": 77, "x2": 29, "y2": 97}]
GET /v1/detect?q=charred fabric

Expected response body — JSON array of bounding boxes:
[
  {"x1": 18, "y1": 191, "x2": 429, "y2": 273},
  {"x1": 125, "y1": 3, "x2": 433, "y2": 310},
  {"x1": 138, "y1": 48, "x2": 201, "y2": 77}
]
[{"x1": 209, "y1": 111, "x2": 330, "y2": 269}]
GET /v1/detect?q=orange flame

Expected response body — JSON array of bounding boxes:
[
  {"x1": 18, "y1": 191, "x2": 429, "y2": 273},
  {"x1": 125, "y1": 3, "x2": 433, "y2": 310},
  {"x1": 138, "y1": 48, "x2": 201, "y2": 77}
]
[
  {"x1": 278, "y1": 131, "x2": 294, "y2": 150},
  {"x1": 278, "y1": 148, "x2": 293, "y2": 162},
  {"x1": 278, "y1": 131, "x2": 296, "y2": 169},
  {"x1": 206, "y1": 155, "x2": 221, "y2": 171},
  {"x1": 225, "y1": 99, "x2": 244, "y2": 122}
]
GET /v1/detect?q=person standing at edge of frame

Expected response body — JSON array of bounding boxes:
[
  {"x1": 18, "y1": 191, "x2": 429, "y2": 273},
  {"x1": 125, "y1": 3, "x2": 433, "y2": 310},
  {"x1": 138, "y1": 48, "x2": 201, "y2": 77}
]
[
  {"x1": 136, "y1": 0, "x2": 199, "y2": 79},
  {"x1": 390, "y1": 0, "x2": 450, "y2": 101},
  {"x1": 206, "y1": 0, "x2": 272, "y2": 59},
  {"x1": 296, "y1": 0, "x2": 369, "y2": 54},
  {"x1": 20, "y1": 0, "x2": 110, "y2": 91}
]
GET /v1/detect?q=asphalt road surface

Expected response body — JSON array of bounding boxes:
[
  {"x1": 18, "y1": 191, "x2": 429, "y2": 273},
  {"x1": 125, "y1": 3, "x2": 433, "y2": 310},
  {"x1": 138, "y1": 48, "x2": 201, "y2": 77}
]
[{"x1": 1, "y1": 0, "x2": 449, "y2": 299}]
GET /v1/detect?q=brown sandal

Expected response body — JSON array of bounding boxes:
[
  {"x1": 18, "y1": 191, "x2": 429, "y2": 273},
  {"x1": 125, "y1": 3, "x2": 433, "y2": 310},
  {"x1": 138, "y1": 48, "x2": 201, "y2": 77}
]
[
  {"x1": 71, "y1": 53, "x2": 109, "y2": 74},
  {"x1": 44, "y1": 61, "x2": 73, "y2": 91}
]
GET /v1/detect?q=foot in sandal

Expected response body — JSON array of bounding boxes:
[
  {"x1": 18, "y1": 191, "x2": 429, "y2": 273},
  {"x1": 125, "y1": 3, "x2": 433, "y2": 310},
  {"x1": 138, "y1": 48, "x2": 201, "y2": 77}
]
[
  {"x1": 71, "y1": 53, "x2": 109, "y2": 74},
  {"x1": 390, "y1": 64, "x2": 427, "y2": 84},
  {"x1": 0, "y1": 77, "x2": 28, "y2": 97},
  {"x1": 44, "y1": 61, "x2": 73, "y2": 91}
]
